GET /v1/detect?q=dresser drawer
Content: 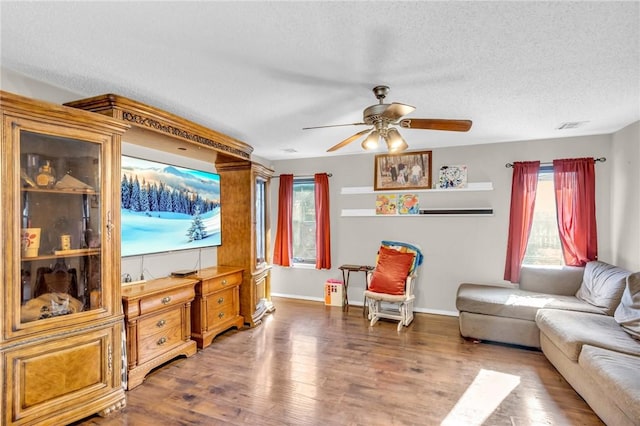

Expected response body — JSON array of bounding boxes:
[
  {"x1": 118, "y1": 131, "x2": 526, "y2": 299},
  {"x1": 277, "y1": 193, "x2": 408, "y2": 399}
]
[
  {"x1": 138, "y1": 323, "x2": 184, "y2": 365},
  {"x1": 138, "y1": 308, "x2": 182, "y2": 335},
  {"x1": 206, "y1": 288, "x2": 237, "y2": 326},
  {"x1": 201, "y1": 271, "x2": 242, "y2": 293},
  {"x1": 139, "y1": 286, "x2": 195, "y2": 315}
]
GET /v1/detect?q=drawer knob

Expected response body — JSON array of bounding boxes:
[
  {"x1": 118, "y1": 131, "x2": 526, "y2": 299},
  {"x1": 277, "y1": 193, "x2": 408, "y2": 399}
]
[
  {"x1": 157, "y1": 337, "x2": 167, "y2": 346},
  {"x1": 156, "y1": 319, "x2": 166, "y2": 328},
  {"x1": 221, "y1": 279, "x2": 227, "y2": 285},
  {"x1": 161, "y1": 296, "x2": 172, "y2": 304},
  {"x1": 218, "y1": 312, "x2": 225, "y2": 319},
  {"x1": 217, "y1": 297, "x2": 224, "y2": 304}
]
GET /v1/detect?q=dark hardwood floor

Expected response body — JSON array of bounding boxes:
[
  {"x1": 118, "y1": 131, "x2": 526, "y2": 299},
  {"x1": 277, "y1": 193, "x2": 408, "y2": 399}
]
[{"x1": 74, "y1": 297, "x2": 603, "y2": 425}]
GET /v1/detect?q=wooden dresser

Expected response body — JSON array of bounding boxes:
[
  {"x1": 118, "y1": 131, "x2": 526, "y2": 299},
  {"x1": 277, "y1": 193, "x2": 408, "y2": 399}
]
[
  {"x1": 121, "y1": 276, "x2": 198, "y2": 389},
  {"x1": 191, "y1": 266, "x2": 244, "y2": 349}
]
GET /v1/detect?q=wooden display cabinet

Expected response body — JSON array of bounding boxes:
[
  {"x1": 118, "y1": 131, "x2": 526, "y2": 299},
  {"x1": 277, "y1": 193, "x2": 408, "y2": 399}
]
[
  {"x1": 191, "y1": 266, "x2": 244, "y2": 349},
  {"x1": 216, "y1": 161, "x2": 274, "y2": 327},
  {"x1": 0, "y1": 91, "x2": 129, "y2": 425}
]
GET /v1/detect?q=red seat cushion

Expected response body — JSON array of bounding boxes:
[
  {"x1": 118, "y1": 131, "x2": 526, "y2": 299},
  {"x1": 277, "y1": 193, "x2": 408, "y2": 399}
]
[{"x1": 368, "y1": 246, "x2": 415, "y2": 295}]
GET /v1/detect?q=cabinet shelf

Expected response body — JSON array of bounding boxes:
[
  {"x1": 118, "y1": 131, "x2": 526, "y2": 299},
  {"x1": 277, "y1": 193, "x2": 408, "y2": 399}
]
[
  {"x1": 22, "y1": 248, "x2": 101, "y2": 261},
  {"x1": 340, "y1": 182, "x2": 493, "y2": 195},
  {"x1": 22, "y1": 187, "x2": 97, "y2": 195}
]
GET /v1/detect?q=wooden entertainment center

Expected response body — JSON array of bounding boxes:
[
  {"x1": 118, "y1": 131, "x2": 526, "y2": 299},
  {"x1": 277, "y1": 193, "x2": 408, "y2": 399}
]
[
  {"x1": 0, "y1": 91, "x2": 273, "y2": 424},
  {"x1": 65, "y1": 93, "x2": 275, "y2": 329}
]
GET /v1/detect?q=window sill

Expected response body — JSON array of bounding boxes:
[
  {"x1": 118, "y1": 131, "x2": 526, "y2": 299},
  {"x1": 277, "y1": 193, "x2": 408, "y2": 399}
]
[
  {"x1": 521, "y1": 264, "x2": 565, "y2": 269},
  {"x1": 291, "y1": 263, "x2": 316, "y2": 270}
]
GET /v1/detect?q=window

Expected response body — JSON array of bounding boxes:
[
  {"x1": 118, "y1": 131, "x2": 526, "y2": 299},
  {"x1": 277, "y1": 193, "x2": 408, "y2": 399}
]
[
  {"x1": 292, "y1": 178, "x2": 316, "y2": 264},
  {"x1": 522, "y1": 166, "x2": 564, "y2": 266}
]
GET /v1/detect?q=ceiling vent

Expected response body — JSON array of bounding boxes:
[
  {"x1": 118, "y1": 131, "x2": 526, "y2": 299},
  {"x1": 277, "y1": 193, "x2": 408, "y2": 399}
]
[
  {"x1": 557, "y1": 121, "x2": 588, "y2": 130},
  {"x1": 282, "y1": 148, "x2": 298, "y2": 153}
]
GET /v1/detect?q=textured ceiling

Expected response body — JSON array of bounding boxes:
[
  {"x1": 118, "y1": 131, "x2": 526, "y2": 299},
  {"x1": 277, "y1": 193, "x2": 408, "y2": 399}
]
[{"x1": 1, "y1": 1, "x2": 638, "y2": 161}]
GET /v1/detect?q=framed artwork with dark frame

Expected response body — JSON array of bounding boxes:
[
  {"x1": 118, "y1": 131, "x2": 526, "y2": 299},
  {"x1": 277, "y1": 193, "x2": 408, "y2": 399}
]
[{"x1": 374, "y1": 150, "x2": 432, "y2": 191}]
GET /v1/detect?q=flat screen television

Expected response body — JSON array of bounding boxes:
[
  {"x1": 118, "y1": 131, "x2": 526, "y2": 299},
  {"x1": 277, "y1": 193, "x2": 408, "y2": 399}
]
[{"x1": 121, "y1": 155, "x2": 221, "y2": 257}]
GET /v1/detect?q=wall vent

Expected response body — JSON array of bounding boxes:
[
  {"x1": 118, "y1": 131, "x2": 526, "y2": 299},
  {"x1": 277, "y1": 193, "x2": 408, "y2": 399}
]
[{"x1": 557, "y1": 121, "x2": 588, "y2": 130}]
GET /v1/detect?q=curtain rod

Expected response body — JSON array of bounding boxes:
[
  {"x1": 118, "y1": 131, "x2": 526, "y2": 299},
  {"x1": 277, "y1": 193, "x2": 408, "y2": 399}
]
[
  {"x1": 505, "y1": 157, "x2": 606, "y2": 168},
  {"x1": 273, "y1": 173, "x2": 333, "y2": 178}
]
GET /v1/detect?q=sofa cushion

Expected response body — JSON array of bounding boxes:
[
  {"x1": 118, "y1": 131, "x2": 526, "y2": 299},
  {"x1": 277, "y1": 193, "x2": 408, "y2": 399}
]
[
  {"x1": 579, "y1": 345, "x2": 640, "y2": 422},
  {"x1": 614, "y1": 271, "x2": 640, "y2": 340},
  {"x1": 575, "y1": 261, "x2": 629, "y2": 314},
  {"x1": 519, "y1": 265, "x2": 584, "y2": 296},
  {"x1": 536, "y1": 309, "x2": 640, "y2": 361},
  {"x1": 456, "y1": 284, "x2": 604, "y2": 322}
]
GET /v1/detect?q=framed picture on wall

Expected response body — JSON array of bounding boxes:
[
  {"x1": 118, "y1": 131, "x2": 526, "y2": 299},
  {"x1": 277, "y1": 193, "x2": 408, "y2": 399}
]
[
  {"x1": 437, "y1": 165, "x2": 468, "y2": 189},
  {"x1": 374, "y1": 150, "x2": 432, "y2": 191}
]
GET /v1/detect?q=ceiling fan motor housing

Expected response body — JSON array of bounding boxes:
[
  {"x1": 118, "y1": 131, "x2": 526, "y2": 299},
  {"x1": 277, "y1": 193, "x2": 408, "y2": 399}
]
[{"x1": 363, "y1": 104, "x2": 394, "y2": 127}]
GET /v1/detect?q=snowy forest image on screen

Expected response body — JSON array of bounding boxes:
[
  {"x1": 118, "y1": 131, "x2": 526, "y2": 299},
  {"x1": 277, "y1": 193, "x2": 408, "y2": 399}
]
[{"x1": 121, "y1": 156, "x2": 221, "y2": 257}]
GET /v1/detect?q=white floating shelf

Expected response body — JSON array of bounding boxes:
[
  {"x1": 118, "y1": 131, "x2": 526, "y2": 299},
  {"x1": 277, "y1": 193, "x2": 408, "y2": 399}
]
[
  {"x1": 341, "y1": 208, "x2": 494, "y2": 217},
  {"x1": 341, "y1": 182, "x2": 493, "y2": 195}
]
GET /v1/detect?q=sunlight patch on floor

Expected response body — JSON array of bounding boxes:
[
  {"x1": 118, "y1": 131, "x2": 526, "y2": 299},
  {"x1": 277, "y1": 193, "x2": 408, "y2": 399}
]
[{"x1": 441, "y1": 369, "x2": 521, "y2": 426}]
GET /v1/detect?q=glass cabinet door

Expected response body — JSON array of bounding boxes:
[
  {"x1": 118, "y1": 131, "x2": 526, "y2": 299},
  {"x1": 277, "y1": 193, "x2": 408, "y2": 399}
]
[
  {"x1": 255, "y1": 177, "x2": 267, "y2": 266},
  {"x1": 19, "y1": 130, "x2": 103, "y2": 324}
]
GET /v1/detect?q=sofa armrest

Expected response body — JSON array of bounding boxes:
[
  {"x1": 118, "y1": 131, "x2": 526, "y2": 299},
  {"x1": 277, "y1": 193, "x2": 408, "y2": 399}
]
[{"x1": 519, "y1": 265, "x2": 584, "y2": 295}]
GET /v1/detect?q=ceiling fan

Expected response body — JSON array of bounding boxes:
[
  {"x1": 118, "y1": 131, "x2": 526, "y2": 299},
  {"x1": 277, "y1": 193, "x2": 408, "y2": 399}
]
[{"x1": 303, "y1": 85, "x2": 472, "y2": 153}]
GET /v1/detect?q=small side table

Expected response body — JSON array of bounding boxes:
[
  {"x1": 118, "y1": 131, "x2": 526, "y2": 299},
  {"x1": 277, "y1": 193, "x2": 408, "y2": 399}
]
[{"x1": 338, "y1": 264, "x2": 374, "y2": 312}]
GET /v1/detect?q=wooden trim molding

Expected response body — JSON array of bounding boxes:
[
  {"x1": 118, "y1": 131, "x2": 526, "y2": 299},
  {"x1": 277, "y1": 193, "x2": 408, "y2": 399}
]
[{"x1": 65, "y1": 94, "x2": 253, "y2": 161}]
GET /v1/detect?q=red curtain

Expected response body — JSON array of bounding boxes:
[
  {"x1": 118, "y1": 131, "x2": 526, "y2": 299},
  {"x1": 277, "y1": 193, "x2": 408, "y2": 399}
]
[
  {"x1": 273, "y1": 174, "x2": 293, "y2": 267},
  {"x1": 504, "y1": 161, "x2": 540, "y2": 283},
  {"x1": 314, "y1": 173, "x2": 331, "y2": 269},
  {"x1": 553, "y1": 158, "x2": 597, "y2": 266}
]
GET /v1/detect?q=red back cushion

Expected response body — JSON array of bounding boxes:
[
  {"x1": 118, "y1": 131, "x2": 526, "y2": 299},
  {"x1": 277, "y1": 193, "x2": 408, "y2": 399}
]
[{"x1": 368, "y1": 246, "x2": 415, "y2": 295}]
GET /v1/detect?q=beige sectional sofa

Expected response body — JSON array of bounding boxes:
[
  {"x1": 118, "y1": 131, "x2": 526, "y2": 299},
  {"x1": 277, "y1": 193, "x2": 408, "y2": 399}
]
[{"x1": 456, "y1": 261, "x2": 640, "y2": 426}]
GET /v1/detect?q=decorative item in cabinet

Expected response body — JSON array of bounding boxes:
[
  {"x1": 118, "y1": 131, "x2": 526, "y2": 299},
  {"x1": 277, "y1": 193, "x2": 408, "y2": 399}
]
[
  {"x1": 1, "y1": 91, "x2": 129, "y2": 425},
  {"x1": 121, "y1": 276, "x2": 198, "y2": 389},
  {"x1": 216, "y1": 160, "x2": 275, "y2": 327},
  {"x1": 191, "y1": 266, "x2": 244, "y2": 349}
]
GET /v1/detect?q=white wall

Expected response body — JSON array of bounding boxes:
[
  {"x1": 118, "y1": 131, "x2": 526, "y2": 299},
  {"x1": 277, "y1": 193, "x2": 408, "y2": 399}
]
[
  {"x1": 1, "y1": 68, "x2": 83, "y2": 103},
  {"x1": 611, "y1": 121, "x2": 640, "y2": 271},
  {"x1": 270, "y1": 135, "x2": 614, "y2": 315}
]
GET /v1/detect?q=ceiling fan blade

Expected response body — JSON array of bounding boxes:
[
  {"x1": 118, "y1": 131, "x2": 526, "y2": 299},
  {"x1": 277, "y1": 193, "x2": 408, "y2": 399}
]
[
  {"x1": 326, "y1": 129, "x2": 372, "y2": 152},
  {"x1": 303, "y1": 122, "x2": 367, "y2": 130},
  {"x1": 381, "y1": 102, "x2": 416, "y2": 122},
  {"x1": 399, "y1": 119, "x2": 472, "y2": 132}
]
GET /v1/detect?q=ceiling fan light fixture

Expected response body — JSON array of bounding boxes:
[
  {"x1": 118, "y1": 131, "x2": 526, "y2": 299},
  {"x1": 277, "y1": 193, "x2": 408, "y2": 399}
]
[
  {"x1": 388, "y1": 139, "x2": 408, "y2": 153},
  {"x1": 361, "y1": 131, "x2": 380, "y2": 150},
  {"x1": 385, "y1": 128, "x2": 408, "y2": 152}
]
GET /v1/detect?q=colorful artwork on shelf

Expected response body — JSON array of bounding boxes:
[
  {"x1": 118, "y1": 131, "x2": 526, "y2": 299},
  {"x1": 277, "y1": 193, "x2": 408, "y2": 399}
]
[
  {"x1": 438, "y1": 165, "x2": 468, "y2": 189},
  {"x1": 376, "y1": 194, "x2": 397, "y2": 215},
  {"x1": 398, "y1": 194, "x2": 419, "y2": 215}
]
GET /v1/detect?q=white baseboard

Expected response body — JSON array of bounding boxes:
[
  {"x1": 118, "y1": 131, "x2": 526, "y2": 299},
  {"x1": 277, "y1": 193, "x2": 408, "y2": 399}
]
[
  {"x1": 271, "y1": 293, "x2": 324, "y2": 303},
  {"x1": 270, "y1": 293, "x2": 459, "y2": 317},
  {"x1": 414, "y1": 307, "x2": 459, "y2": 317}
]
